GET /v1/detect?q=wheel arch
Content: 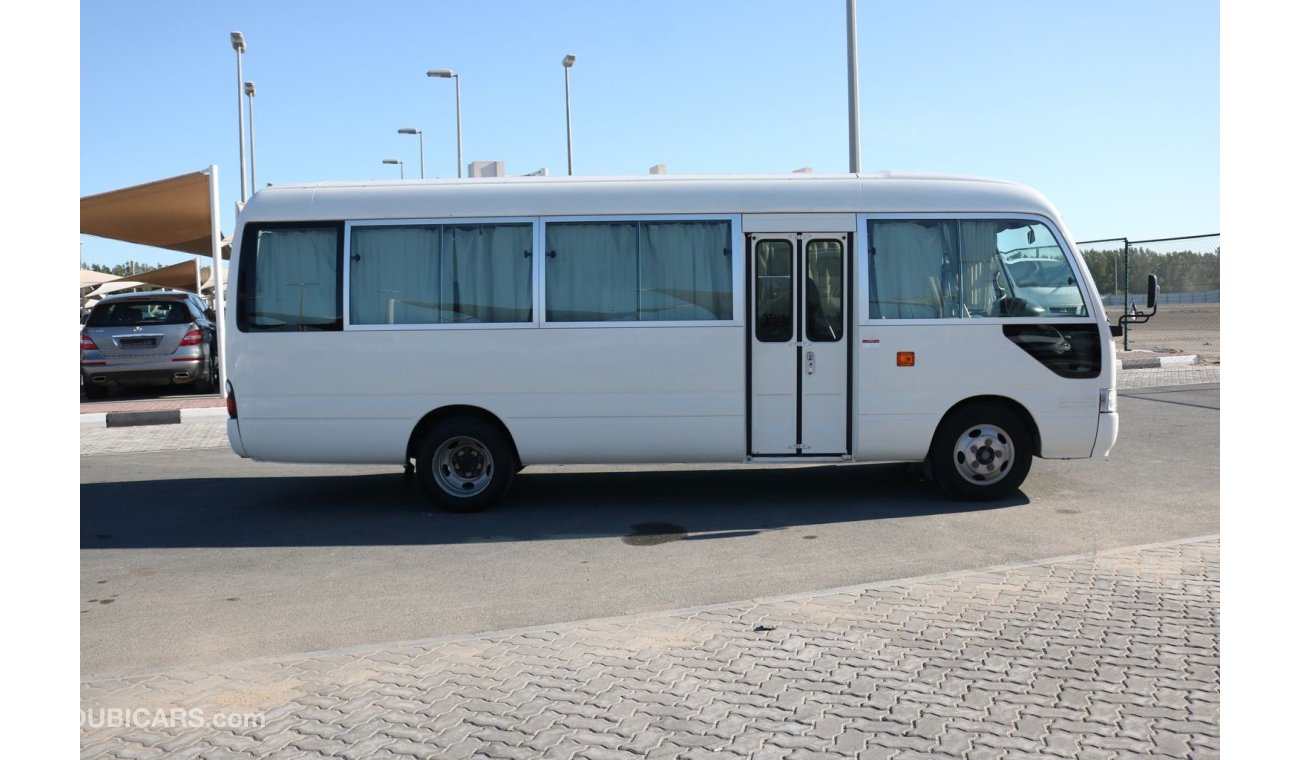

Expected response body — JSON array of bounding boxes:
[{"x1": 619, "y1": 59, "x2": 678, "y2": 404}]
[
  {"x1": 932, "y1": 395, "x2": 1042, "y2": 458},
  {"x1": 405, "y1": 405, "x2": 522, "y2": 469}
]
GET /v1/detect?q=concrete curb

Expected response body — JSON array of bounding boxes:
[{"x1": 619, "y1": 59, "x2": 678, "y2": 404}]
[
  {"x1": 1118, "y1": 353, "x2": 1200, "y2": 369},
  {"x1": 80, "y1": 405, "x2": 227, "y2": 428}
]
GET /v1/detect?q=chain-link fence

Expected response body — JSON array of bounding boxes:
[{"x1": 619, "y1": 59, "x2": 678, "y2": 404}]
[{"x1": 1076, "y1": 234, "x2": 1220, "y2": 365}]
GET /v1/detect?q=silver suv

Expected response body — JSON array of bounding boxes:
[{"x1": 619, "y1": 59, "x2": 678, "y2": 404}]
[{"x1": 80, "y1": 291, "x2": 218, "y2": 399}]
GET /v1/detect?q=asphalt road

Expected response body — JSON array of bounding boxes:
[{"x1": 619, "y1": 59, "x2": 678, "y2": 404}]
[{"x1": 80, "y1": 384, "x2": 1219, "y2": 676}]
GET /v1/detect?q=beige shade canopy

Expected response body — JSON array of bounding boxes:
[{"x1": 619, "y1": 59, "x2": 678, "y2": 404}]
[
  {"x1": 79, "y1": 269, "x2": 120, "y2": 289},
  {"x1": 106, "y1": 259, "x2": 218, "y2": 291},
  {"x1": 80, "y1": 171, "x2": 229, "y2": 257},
  {"x1": 84, "y1": 279, "x2": 150, "y2": 300}
]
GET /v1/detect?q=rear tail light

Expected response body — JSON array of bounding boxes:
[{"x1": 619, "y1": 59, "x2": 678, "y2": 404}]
[
  {"x1": 226, "y1": 382, "x2": 237, "y2": 419},
  {"x1": 1100, "y1": 388, "x2": 1117, "y2": 413},
  {"x1": 80, "y1": 333, "x2": 97, "y2": 350},
  {"x1": 180, "y1": 327, "x2": 203, "y2": 346}
]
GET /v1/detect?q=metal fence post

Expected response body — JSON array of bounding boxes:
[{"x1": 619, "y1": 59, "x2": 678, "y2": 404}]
[{"x1": 1122, "y1": 238, "x2": 1130, "y2": 351}]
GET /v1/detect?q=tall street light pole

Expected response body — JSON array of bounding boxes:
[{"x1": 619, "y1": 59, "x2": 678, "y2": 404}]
[
  {"x1": 382, "y1": 159, "x2": 405, "y2": 179},
  {"x1": 846, "y1": 1, "x2": 861, "y2": 173},
  {"x1": 426, "y1": 69, "x2": 462, "y2": 178},
  {"x1": 398, "y1": 128, "x2": 425, "y2": 179},
  {"x1": 244, "y1": 81, "x2": 258, "y2": 192},
  {"x1": 230, "y1": 32, "x2": 248, "y2": 203},
  {"x1": 562, "y1": 55, "x2": 576, "y2": 176}
]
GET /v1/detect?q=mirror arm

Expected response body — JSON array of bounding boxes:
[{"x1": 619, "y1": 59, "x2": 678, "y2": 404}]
[{"x1": 1114, "y1": 274, "x2": 1159, "y2": 332}]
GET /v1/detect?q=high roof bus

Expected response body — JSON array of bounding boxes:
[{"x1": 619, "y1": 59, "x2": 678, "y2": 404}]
[{"x1": 224, "y1": 172, "x2": 1133, "y2": 511}]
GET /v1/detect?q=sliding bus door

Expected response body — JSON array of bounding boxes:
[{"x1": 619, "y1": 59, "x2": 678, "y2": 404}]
[{"x1": 748, "y1": 232, "x2": 850, "y2": 456}]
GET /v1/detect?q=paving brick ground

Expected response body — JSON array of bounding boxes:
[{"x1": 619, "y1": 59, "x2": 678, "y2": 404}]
[
  {"x1": 1116, "y1": 365, "x2": 1219, "y2": 390},
  {"x1": 80, "y1": 395, "x2": 226, "y2": 415},
  {"x1": 79, "y1": 419, "x2": 230, "y2": 455},
  {"x1": 80, "y1": 537, "x2": 1219, "y2": 759}
]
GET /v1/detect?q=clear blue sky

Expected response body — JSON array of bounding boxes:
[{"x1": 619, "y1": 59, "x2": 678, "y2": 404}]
[{"x1": 79, "y1": 0, "x2": 1219, "y2": 268}]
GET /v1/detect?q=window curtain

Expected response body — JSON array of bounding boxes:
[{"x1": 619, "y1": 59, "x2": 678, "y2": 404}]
[
  {"x1": 546, "y1": 221, "x2": 732, "y2": 322},
  {"x1": 254, "y1": 228, "x2": 339, "y2": 326},
  {"x1": 349, "y1": 226, "x2": 440, "y2": 324},
  {"x1": 958, "y1": 221, "x2": 1002, "y2": 317},
  {"x1": 545, "y1": 223, "x2": 640, "y2": 321},
  {"x1": 352, "y1": 224, "x2": 533, "y2": 325},
  {"x1": 444, "y1": 224, "x2": 532, "y2": 323},
  {"x1": 638, "y1": 222, "x2": 732, "y2": 320},
  {"x1": 868, "y1": 222, "x2": 948, "y2": 319}
]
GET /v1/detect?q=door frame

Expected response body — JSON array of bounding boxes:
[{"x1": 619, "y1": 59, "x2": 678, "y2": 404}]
[{"x1": 744, "y1": 229, "x2": 854, "y2": 458}]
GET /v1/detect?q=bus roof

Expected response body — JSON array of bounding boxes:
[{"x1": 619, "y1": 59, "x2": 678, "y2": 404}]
[{"x1": 238, "y1": 172, "x2": 1064, "y2": 224}]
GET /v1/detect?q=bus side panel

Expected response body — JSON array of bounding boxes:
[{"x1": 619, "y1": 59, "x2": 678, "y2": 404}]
[
  {"x1": 854, "y1": 323, "x2": 1102, "y2": 462},
  {"x1": 237, "y1": 419, "x2": 413, "y2": 463},
  {"x1": 228, "y1": 326, "x2": 746, "y2": 465}
]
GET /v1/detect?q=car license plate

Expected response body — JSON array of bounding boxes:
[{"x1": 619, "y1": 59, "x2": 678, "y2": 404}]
[{"x1": 119, "y1": 337, "x2": 158, "y2": 348}]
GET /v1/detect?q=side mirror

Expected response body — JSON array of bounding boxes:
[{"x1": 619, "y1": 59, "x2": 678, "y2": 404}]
[{"x1": 1115, "y1": 273, "x2": 1159, "y2": 335}]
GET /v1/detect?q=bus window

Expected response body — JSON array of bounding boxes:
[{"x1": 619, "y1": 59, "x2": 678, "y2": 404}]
[
  {"x1": 545, "y1": 220, "x2": 732, "y2": 322},
  {"x1": 237, "y1": 224, "x2": 342, "y2": 331},
  {"x1": 868, "y1": 219, "x2": 1088, "y2": 319},
  {"x1": 350, "y1": 223, "x2": 532, "y2": 325}
]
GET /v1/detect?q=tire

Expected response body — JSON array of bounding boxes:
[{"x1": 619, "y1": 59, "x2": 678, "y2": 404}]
[
  {"x1": 195, "y1": 350, "x2": 218, "y2": 394},
  {"x1": 928, "y1": 402, "x2": 1032, "y2": 501},
  {"x1": 83, "y1": 382, "x2": 109, "y2": 400},
  {"x1": 416, "y1": 417, "x2": 516, "y2": 512}
]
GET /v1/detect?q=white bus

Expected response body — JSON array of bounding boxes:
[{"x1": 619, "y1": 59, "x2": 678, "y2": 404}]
[{"x1": 224, "y1": 173, "x2": 1145, "y2": 511}]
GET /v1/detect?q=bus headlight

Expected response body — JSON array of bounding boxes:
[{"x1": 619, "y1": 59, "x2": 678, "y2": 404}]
[{"x1": 1100, "y1": 388, "x2": 1116, "y2": 413}]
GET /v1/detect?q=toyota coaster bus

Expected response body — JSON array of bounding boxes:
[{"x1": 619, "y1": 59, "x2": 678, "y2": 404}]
[{"x1": 223, "y1": 172, "x2": 1149, "y2": 511}]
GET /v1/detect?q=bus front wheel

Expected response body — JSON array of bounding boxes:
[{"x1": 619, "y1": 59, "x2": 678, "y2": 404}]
[
  {"x1": 928, "y1": 402, "x2": 1032, "y2": 501},
  {"x1": 416, "y1": 417, "x2": 515, "y2": 512}
]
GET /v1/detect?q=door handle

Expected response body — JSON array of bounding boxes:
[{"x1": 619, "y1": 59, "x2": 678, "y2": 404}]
[{"x1": 806, "y1": 350, "x2": 815, "y2": 375}]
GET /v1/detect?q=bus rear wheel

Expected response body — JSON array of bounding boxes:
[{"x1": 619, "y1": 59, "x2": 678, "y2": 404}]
[
  {"x1": 928, "y1": 402, "x2": 1032, "y2": 501},
  {"x1": 416, "y1": 417, "x2": 515, "y2": 512}
]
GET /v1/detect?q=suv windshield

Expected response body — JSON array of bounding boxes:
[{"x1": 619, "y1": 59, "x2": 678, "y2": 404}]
[{"x1": 87, "y1": 301, "x2": 192, "y2": 327}]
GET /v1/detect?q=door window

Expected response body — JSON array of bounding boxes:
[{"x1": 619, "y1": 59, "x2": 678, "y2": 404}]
[{"x1": 754, "y1": 239, "x2": 793, "y2": 342}]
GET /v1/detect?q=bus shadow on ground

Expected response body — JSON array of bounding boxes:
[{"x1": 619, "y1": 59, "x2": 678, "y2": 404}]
[{"x1": 80, "y1": 463, "x2": 1028, "y2": 550}]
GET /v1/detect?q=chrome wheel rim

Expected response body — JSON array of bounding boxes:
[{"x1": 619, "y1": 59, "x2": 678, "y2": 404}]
[
  {"x1": 432, "y1": 436, "x2": 494, "y2": 497},
  {"x1": 952, "y1": 424, "x2": 1014, "y2": 486}
]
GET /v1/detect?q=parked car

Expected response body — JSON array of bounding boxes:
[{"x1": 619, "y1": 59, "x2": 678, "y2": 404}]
[
  {"x1": 1002, "y1": 256, "x2": 1088, "y2": 316},
  {"x1": 80, "y1": 291, "x2": 218, "y2": 399}
]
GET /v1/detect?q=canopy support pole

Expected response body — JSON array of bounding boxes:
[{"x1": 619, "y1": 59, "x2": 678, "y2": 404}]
[{"x1": 208, "y1": 165, "x2": 227, "y2": 398}]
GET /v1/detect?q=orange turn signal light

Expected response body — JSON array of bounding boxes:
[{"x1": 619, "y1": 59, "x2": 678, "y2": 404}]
[{"x1": 897, "y1": 351, "x2": 916, "y2": 367}]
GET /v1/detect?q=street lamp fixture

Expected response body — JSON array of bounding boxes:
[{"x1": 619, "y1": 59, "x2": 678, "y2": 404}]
[
  {"x1": 244, "y1": 81, "x2": 258, "y2": 192},
  {"x1": 382, "y1": 159, "x2": 405, "y2": 179},
  {"x1": 562, "y1": 55, "x2": 576, "y2": 175},
  {"x1": 426, "y1": 69, "x2": 463, "y2": 178},
  {"x1": 230, "y1": 31, "x2": 248, "y2": 202},
  {"x1": 398, "y1": 128, "x2": 425, "y2": 179}
]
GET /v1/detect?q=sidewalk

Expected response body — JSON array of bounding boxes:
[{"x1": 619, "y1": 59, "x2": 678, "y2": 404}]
[{"x1": 81, "y1": 536, "x2": 1219, "y2": 759}]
